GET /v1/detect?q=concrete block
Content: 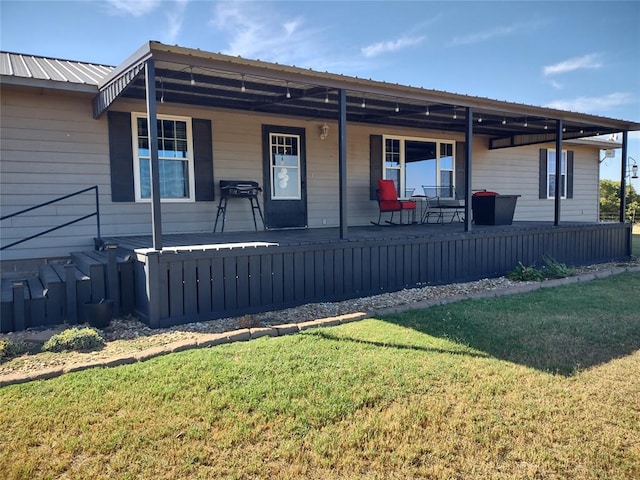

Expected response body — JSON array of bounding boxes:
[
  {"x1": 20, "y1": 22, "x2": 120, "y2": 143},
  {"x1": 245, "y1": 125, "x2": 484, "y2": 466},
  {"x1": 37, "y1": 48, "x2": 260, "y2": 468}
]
[
  {"x1": 250, "y1": 327, "x2": 276, "y2": 339},
  {"x1": 169, "y1": 339, "x2": 198, "y2": 353},
  {"x1": 272, "y1": 324, "x2": 300, "y2": 336},
  {"x1": 196, "y1": 333, "x2": 230, "y2": 347},
  {"x1": 226, "y1": 329, "x2": 251, "y2": 342}
]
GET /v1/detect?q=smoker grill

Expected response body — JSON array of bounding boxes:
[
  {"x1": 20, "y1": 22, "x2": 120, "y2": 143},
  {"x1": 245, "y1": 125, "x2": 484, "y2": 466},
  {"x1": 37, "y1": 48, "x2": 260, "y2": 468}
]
[{"x1": 214, "y1": 180, "x2": 264, "y2": 232}]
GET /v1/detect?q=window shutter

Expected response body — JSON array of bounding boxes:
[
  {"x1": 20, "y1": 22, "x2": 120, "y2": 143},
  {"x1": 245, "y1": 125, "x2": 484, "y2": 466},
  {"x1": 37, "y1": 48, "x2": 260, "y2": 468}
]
[
  {"x1": 370, "y1": 135, "x2": 383, "y2": 200},
  {"x1": 567, "y1": 150, "x2": 574, "y2": 199},
  {"x1": 108, "y1": 111, "x2": 135, "y2": 202},
  {"x1": 455, "y1": 141, "x2": 466, "y2": 199},
  {"x1": 539, "y1": 148, "x2": 548, "y2": 199},
  {"x1": 193, "y1": 118, "x2": 215, "y2": 201}
]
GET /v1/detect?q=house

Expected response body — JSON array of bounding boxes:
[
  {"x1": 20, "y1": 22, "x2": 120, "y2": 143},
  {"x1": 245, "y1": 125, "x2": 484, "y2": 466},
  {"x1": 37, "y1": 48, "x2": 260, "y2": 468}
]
[{"x1": 1, "y1": 41, "x2": 638, "y2": 332}]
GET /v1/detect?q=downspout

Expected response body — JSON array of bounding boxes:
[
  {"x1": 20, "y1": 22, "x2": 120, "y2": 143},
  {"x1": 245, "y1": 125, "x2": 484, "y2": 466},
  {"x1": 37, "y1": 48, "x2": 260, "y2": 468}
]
[
  {"x1": 554, "y1": 120, "x2": 563, "y2": 226},
  {"x1": 145, "y1": 59, "x2": 163, "y2": 250},
  {"x1": 338, "y1": 88, "x2": 348, "y2": 239}
]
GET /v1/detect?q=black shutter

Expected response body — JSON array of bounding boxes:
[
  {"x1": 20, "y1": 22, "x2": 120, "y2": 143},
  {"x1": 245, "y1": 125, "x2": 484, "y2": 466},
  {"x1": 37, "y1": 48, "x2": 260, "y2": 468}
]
[
  {"x1": 370, "y1": 135, "x2": 383, "y2": 200},
  {"x1": 193, "y1": 118, "x2": 215, "y2": 201},
  {"x1": 108, "y1": 111, "x2": 135, "y2": 202},
  {"x1": 567, "y1": 150, "x2": 574, "y2": 199},
  {"x1": 455, "y1": 141, "x2": 466, "y2": 199},
  {"x1": 539, "y1": 148, "x2": 548, "y2": 199}
]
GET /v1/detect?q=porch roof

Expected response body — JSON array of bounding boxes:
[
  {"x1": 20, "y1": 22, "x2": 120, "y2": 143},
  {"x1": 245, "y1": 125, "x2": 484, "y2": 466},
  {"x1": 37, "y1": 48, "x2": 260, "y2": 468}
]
[{"x1": 93, "y1": 41, "x2": 640, "y2": 149}]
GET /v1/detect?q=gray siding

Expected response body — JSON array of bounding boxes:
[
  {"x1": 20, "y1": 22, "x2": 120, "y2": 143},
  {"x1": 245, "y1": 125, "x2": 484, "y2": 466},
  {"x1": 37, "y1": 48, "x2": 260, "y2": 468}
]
[{"x1": 1, "y1": 85, "x2": 603, "y2": 261}]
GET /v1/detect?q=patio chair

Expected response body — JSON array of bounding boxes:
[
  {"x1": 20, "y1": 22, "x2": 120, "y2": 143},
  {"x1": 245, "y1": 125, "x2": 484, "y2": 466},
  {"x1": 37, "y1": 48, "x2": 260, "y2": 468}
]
[
  {"x1": 421, "y1": 185, "x2": 465, "y2": 223},
  {"x1": 372, "y1": 179, "x2": 417, "y2": 225}
]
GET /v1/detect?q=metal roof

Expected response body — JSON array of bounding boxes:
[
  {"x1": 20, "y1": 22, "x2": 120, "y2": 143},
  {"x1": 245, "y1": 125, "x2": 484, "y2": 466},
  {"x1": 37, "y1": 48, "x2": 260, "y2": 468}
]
[
  {"x1": 0, "y1": 51, "x2": 113, "y2": 91},
  {"x1": 2, "y1": 42, "x2": 638, "y2": 149},
  {"x1": 91, "y1": 42, "x2": 640, "y2": 149}
]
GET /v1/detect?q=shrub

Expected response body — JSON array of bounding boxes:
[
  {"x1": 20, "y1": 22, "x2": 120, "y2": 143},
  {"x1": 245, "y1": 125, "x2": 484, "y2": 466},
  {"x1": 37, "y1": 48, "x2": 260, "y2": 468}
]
[
  {"x1": 0, "y1": 338, "x2": 26, "y2": 360},
  {"x1": 508, "y1": 256, "x2": 576, "y2": 282},
  {"x1": 42, "y1": 327, "x2": 105, "y2": 353},
  {"x1": 540, "y1": 255, "x2": 575, "y2": 279},
  {"x1": 507, "y1": 262, "x2": 545, "y2": 282}
]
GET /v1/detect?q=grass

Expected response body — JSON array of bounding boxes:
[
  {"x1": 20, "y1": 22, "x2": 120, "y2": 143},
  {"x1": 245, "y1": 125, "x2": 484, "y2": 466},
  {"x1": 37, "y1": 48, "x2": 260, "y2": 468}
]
[{"x1": 1, "y1": 273, "x2": 639, "y2": 479}]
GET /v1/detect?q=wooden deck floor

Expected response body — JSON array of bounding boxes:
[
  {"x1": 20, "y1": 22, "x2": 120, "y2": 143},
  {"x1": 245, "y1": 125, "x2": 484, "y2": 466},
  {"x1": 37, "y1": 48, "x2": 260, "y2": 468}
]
[{"x1": 105, "y1": 221, "x2": 589, "y2": 251}]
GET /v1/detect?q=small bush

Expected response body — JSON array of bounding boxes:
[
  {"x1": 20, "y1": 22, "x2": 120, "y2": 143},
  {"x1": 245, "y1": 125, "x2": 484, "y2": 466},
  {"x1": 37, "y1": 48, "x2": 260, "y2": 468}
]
[
  {"x1": 508, "y1": 256, "x2": 576, "y2": 282},
  {"x1": 42, "y1": 327, "x2": 105, "y2": 353},
  {"x1": 507, "y1": 262, "x2": 545, "y2": 281},
  {"x1": 541, "y1": 255, "x2": 575, "y2": 279},
  {"x1": 0, "y1": 338, "x2": 26, "y2": 360}
]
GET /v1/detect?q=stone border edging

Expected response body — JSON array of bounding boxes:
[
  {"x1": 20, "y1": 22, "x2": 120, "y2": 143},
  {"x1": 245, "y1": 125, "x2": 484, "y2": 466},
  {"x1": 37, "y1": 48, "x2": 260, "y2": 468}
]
[{"x1": 2, "y1": 265, "x2": 638, "y2": 388}]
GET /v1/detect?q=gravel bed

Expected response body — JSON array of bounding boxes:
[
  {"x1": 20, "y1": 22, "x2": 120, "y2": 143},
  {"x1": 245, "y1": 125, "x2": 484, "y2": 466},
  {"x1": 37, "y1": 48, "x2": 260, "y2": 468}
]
[{"x1": 1, "y1": 260, "x2": 636, "y2": 377}]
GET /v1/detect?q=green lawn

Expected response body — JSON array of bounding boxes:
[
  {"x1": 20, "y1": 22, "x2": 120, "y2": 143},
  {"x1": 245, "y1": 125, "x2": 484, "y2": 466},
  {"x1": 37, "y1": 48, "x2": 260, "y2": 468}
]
[{"x1": 1, "y1": 273, "x2": 639, "y2": 480}]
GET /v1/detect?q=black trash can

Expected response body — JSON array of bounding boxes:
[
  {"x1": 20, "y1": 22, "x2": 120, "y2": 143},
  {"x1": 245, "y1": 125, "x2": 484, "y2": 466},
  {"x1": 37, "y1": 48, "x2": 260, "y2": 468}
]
[
  {"x1": 472, "y1": 192, "x2": 520, "y2": 225},
  {"x1": 83, "y1": 300, "x2": 114, "y2": 328}
]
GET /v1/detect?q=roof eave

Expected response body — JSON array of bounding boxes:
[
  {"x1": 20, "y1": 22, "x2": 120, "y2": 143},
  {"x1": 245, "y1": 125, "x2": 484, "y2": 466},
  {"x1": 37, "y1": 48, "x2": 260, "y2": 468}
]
[{"x1": 0, "y1": 74, "x2": 98, "y2": 93}]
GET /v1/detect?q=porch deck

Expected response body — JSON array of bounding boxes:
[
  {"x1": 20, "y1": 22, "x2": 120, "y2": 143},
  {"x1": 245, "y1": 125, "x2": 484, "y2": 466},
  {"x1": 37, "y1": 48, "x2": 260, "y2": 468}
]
[
  {"x1": 106, "y1": 221, "x2": 603, "y2": 250},
  {"x1": 103, "y1": 221, "x2": 631, "y2": 329}
]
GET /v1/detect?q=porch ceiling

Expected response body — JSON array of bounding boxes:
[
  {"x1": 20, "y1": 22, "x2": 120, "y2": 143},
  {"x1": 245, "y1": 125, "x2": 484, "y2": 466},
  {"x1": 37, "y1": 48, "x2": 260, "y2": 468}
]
[{"x1": 94, "y1": 41, "x2": 640, "y2": 149}]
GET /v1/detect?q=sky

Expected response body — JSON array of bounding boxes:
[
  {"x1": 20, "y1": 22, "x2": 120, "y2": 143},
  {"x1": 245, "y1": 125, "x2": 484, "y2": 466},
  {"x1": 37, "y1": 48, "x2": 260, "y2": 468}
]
[{"x1": 1, "y1": 0, "x2": 639, "y2": 186}]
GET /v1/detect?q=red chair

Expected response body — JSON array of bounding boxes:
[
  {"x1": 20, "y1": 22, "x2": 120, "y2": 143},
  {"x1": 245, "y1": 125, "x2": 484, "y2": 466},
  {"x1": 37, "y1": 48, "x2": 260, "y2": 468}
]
[{"x1": 372, "y1": 179, "x2": 417, "y2": 225}]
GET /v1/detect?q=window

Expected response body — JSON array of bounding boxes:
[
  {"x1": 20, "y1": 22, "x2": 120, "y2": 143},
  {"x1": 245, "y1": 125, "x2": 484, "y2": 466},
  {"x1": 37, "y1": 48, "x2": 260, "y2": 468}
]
[
  {"x1": 132, "y1": 113, "x2": 195, "y2": 202},
  {"x1": 383, "y1": 136, "x2": 455, "y2": 198},
  {"x1": 269, "y1": 133, "x2": 301, "y2": 200},
  {"x1": 547, "y1": 149, "x2": 567, "y2": 199}
]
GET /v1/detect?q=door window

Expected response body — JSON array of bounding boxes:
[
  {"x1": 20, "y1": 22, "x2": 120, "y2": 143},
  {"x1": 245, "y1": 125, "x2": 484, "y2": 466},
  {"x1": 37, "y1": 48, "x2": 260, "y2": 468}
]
[{"x1": 270, "y1": 134, "x2": 301, "y2": 200}]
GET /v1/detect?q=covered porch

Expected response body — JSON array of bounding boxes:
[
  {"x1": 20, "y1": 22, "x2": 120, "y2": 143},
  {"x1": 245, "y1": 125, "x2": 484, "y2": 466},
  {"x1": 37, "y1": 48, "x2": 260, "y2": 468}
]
[{"x1": 104, "y1": 221, "x2": 632, "y2": 328}]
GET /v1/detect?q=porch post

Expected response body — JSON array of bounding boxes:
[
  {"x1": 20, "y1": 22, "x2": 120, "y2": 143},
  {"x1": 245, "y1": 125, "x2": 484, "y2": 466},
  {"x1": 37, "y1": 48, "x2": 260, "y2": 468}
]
[
  {"x1": 554, "y1": 119, "x2": 563, "y2": 226},
  {"x1": 464, "y1": 107, "x2": 473, "y2": 232},
  {"x1": 145, "y1": 59, "x2": 163, "y2": 250},
  {"x1": 338, "y1": 88, "x2": 348, "y2": 239},
  {"x1": 619, "y1": 131, "x2": 628, "y2": 223}
]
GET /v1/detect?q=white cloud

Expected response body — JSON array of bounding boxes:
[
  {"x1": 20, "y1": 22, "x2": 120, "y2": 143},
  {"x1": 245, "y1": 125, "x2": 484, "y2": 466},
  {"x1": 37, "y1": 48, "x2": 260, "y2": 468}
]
[
  {"x1": 164, "y1": 0, "x2": 188, "y2": 44},
  {"x1": 543, "y1": 53, "x2": 602, "y2": 76},
  {"x1": 544, "y1": 92, "x2": 634, "y2": 113},
  {"x1": 361, "y1": 35, "x2": 425, "y2": 58},
  {"x1": 550, "y1": 79, "x2": 563, "y2": 90},
  {"x1": 105, "y1": 0, "x2": 161, "y2": 17},
  {"x1": 450, "y1": 25, "x2": 517, "y2": 46},
  {"x1": 209, "y1": 3, "x2": 327, "y2": 67}
]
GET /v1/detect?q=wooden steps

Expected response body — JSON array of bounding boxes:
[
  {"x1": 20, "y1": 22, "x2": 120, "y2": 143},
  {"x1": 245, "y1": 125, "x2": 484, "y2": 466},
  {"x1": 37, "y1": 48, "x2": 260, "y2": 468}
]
[{"x1": 0, "y1": 248, "x2": 135, "y2": 333}]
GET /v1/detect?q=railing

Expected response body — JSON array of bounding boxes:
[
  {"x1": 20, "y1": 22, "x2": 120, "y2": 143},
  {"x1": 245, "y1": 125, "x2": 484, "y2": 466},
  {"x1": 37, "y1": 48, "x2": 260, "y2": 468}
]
[{"x1": 0, "y1": 186, "x2": 101, "y2": 251}]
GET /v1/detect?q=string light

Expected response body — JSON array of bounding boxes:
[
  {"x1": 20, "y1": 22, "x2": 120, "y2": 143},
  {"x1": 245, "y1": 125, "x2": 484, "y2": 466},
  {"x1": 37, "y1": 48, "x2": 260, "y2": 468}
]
[
  {"x1": 425, "y1": 105, "x2": 430, "y2": 116},
  {"x1": 286, "y1": 81, "x2": 291, "y2": 99},
  {"x1": 160, "y1": 77, "x2": 164, "y2": 104},
  {"x1": 240, "y1": 75, "x2": 246, "y2": 93},
  {"x1": 324, "y1": 89, "x2": 329, "y2": 103},
  {"x1": 190, "y1": 67, "x2": 195, "y2": 86}
]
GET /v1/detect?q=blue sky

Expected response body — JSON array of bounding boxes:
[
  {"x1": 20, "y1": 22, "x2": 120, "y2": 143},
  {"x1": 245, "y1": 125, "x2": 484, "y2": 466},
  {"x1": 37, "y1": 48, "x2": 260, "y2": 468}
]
[{"x1": 1, "y1": 0, "x2": 639, "y2": 185}]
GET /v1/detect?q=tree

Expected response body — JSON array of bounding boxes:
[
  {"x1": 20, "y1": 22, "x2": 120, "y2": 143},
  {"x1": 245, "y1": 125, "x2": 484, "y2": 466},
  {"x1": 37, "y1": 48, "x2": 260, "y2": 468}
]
[{"x1": 600, "y1": 179, "x2": 639, "y2": 222}]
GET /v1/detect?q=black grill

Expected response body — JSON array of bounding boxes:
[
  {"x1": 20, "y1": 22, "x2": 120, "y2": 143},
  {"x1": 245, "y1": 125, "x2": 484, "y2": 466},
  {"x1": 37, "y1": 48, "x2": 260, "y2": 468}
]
[
  {"x1": 219, "y1": 180, "x2": 262, "y2": 198},
  {"x1": 214, "y1": 180, "x2": 265, "y2": 232}
]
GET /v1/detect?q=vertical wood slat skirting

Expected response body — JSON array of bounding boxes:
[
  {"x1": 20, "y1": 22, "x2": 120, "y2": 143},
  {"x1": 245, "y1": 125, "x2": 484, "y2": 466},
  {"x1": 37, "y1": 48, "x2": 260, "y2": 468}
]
[{"x1": 131, "y1": 223, "x2": 632, "y2": 328}]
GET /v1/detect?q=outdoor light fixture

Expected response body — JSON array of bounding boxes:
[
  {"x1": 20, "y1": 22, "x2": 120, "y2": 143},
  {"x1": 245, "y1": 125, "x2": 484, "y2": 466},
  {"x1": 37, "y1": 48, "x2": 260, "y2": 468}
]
[
  {"x1": 452, "y1": 108, "x2": 457, "y2": 120},
  {"x1": 629, "y1": 157, "x2": 639, "y2": 179},
  {"x1": 478, "y1": 115, "x2": 483, "y2": 123},
  {"x1": 425, "y1": 105, "x2": 430, "y2": 116},
  {"x1": 395, "y1": 102, "x2": 400, "y2": 113},
  {"x1": 523, "y1": 118, "x2": 528, "y2": 127},
  {"x1": 286, "y1": 82, "x2": 291, "y2": 99},
  {"x1": 361, "y1": 96, "x2": 366, "y2": 108},
  {"x1": 502, "y1": 117, "x2": 507, "y2": 125},
  {"x1": 240, "y1": 75, "x2": 246, "y2": 93},
  {"x1": 190, "y1": 67, "x2": 195, "y2": 86},
  {"x1": 320, "y1": 122, "x2": 329, "y2": 140},
  {"x1": 324, "y1": 89, "x2": 329, "y2": 103},
  {"x1": 160, "y1": 77, "x2": 165, "y2": 104}
]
